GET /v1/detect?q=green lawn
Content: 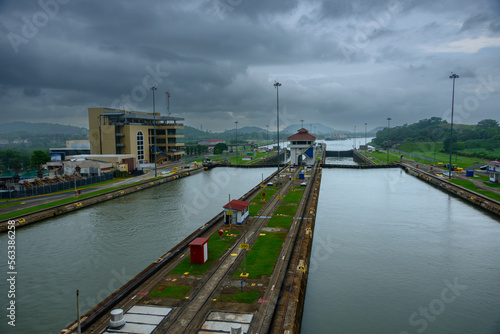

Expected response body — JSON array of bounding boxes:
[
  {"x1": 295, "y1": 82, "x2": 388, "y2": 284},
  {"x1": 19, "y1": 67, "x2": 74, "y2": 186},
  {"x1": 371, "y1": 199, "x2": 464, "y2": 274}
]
[
  {"x1": 233, "y1": 232, "x2": 286, "y2": 279},
  {"x1": 282, "y1": 189, "x2": 304, "y2": 204},
  {"x1": 396, "y1": 142, "x2": 484, "y2": 168},
  {"x1": 251, "y1": 189, "x2": 277, "y2": 203},
  {"x1": 217, "y1": 290, "x2": 260, "y2": 303},
  {"x1": 365, "y1": 151, "x2": 400, "y2": 163},
  {"x1": 148, "y1": 285, "x2": 192, "y2": 299},
  {"x1": 275, "y1": 205, "x2": 298, "y2": 216},
  {"x1": 249, "y1": 204, "x2": 263, "y2": 216},
  {"x1": 170, "y1": 230, "x2": 240, "y2": 276},
  {"x1": 266, "y1": 215, "x2": 293, "y2": 228},
  {"x1": 450, "y1": 179, "x2": 500, "y2": 202}
]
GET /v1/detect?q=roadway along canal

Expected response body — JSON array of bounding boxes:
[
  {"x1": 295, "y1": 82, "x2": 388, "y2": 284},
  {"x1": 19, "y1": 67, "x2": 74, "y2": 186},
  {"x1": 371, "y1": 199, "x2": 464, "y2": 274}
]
[{"x1": 301, "y1": 168, "x2": 500, "y2": 334}]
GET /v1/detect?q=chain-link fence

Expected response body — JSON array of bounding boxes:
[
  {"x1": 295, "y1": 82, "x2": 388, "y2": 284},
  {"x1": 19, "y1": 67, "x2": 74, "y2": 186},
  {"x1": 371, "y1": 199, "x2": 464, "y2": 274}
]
[{"x1": 1, "y1": 173, "x2": 114, "y2": 199}]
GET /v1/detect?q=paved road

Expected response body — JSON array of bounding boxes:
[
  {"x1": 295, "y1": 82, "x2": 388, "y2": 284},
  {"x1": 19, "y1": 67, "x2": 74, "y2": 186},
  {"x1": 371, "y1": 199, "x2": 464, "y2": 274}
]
[{"x1": 0, "y1": 160, "x2": 193, "y2": 216}]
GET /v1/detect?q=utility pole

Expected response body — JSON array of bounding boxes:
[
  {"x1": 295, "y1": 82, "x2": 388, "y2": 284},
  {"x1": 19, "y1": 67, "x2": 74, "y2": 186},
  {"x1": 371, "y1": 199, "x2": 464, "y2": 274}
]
[
  {"x1": 274, "y1": 81, "x2": 282, "y2": 177},
  {"x1": 386, "y1": 117, "x2": 391, "y2": 164},
  {"x1": 151, "y1": 86, "x2": 158, "y2": 177},
  {"x1": 165, "y1": 91, "x2": 170, "y2": 116},
  {"x1": 449, "y1": 73, "x2": 459, "y2": 180}
]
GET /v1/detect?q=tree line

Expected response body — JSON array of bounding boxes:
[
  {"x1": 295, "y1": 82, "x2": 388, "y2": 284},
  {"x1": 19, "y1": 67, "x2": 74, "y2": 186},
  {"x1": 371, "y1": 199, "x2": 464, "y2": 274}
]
[
  {"x1": 0, "y1": 150, "x2": 51, "y2": 173},
  {"x1": 372, "y1": 117, "x2": 500, "y2": 160}
]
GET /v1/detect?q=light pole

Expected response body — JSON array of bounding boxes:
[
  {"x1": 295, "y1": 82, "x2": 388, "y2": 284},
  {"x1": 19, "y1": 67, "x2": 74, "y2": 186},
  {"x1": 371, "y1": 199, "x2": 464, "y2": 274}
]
[
  {"x1": 353, "y1": 125, "x2": 357, "y2": 149},
  {"x1": 386, "y1": 117, "x2": 391, "y2": 164},
  {"x1": 266, "y1": 124, "x2": 269, "y2": 145},
  {"x1": 151, "y1": 85, "x2": 158, "y2": 177},
  {"x1": 449, "y1": 73, "x2": 459, "y2": 180},
  {"x1": 364, "y1": 122, "x2": 367, "y2": 146},
  {"x1": 235, "y1": 121, "x2": 238, "y2": 164},
  {"x1": 274, "y1": 81, "x2": 281, "y2": 176}
]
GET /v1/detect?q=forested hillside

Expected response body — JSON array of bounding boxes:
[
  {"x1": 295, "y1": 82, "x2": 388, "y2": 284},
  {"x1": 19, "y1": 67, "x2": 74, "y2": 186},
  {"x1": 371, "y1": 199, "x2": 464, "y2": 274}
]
[{"x1": 372, "y1": 117, "x2": 500, "y2": 160}]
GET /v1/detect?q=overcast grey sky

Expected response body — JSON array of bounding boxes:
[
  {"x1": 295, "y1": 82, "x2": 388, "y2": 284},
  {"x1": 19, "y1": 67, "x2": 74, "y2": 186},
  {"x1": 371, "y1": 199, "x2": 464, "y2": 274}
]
[{"x1": 1, "y1": 0, "x2": 499, "y2": 132}]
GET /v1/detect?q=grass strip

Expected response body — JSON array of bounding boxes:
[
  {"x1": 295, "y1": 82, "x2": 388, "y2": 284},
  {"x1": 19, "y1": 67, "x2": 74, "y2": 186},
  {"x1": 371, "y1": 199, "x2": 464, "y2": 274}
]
[
  {"x1": 450, "y1": 179, "x2": 500, "y2": 202},
  {"x1": 266, "y1": 215, "x2": 293, "y2": 228},
  {"x1": 149, "y1": 285, "x2": 192, "y2": 299},
  {"x1": 282, "y1": 189, "x2": 304, "y2": 204},
  {"x1": 249, "y1": 203, "x2": 264, "y2": 216},
  {"x1": 170, "y1": 230, "x2": 240, "y2": 276},
  {"x1": 217, "y1": 290, "x2": 259, "y2": 304},
  {"x1": 251, "y1": 189, "x2": 276, "y2": 203},
  {"x1": 274, "y1": 205, "x2": 298, "y2": 216},
  {"x1": 233, "y1": 232, "x2": 286, "y2": 279}
]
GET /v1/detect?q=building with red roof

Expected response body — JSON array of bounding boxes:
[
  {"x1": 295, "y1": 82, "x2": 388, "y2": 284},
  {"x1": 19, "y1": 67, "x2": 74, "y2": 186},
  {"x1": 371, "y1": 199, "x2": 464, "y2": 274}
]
[
  {"x1": 223, "y1": 199, "x2": 250, "y2": 225},
  {"x1": 287, "y1": 128, "x2": 318, "y2": 166}
]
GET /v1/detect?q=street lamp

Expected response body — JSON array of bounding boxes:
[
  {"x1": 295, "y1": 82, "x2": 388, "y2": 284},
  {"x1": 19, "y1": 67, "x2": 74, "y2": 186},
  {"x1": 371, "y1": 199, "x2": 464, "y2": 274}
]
[
  {"x1": 274, "y1": 81, "x2": 282, "y2": 176},
  {"x1": 151, "y1": 85, "x2": 158, "y2": 178},
  {"x1": 235, "y1": 121, "x2": 238, "y2": 164},
  {"x1": 365, "y1": 123, "x2": 367, "y2": 146},
  {"x1": 353, "y1": 125, "x2": 357, "y2": 149},
  {"x1": 386, "y1": 117, "x2": 391, "y2": 164},
  {"x1": 449, "y1": 73, "x2": 459, "y2": 180},
  {"x1": 266, "y1": 124, "x2": 269, "y2": 144}
]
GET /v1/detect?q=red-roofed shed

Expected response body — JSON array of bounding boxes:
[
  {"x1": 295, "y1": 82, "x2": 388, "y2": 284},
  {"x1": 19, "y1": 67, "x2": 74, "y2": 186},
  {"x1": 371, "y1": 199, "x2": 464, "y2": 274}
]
[
  {"x1": 223, "y1": 199, "x2": 250, "y2": 225},
  {"x1": 189, "y1": 237, "x2": 209, "y2": 264}
]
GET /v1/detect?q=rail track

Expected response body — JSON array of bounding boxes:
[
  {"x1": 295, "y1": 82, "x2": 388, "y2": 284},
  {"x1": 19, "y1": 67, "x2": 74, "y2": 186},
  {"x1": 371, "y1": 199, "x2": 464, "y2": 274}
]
[
  {"x1": 158, "y1": 168, "x2": 300, "y2": 333},
  {"x1": 66, "y1": 166, "x2": 303, "y2": 333}
]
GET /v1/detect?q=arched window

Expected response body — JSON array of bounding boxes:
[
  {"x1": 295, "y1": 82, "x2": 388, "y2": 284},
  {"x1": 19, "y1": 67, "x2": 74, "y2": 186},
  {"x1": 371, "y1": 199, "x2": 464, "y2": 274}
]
[{"x1": 137, "y1": 131, "x2": 144, "y2": 160}]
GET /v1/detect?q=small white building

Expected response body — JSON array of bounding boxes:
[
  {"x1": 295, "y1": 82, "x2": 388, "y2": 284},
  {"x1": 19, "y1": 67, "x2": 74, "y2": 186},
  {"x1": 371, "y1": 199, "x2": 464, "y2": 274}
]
[
  {"x1": 287, "y1": 128, "x2": 318, "y2": 166},
  {"x1": 487, "y1": 161, "x2": 500, "y2": 183},
  {"x1": 223, "y1": 199, "x2": 250, "y2": 225}
]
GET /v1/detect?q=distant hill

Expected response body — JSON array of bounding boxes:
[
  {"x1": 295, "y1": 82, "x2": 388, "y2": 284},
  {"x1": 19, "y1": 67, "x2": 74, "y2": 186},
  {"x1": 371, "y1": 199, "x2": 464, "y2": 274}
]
[
  {"x1": 0, "y1": 122, "x2": 88, "y2": 135},
  {"x1": 223, "y1": 126, "x2": 266, "y2": 135},
  {"x1": 282, "y1": 123, "x2": 338, "y2": 135}
]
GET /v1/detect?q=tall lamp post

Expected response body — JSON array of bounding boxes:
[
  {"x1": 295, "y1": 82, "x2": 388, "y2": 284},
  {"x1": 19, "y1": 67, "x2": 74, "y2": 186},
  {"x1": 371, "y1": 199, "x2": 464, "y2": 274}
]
[
  {"x1": 353, "y1": 125, "x2": 357, "y2": 149},
  {"x1": 274, "y1": 81, "x2": 281, "y2": 176},
  {"x1": 235, "y1": 121, "x2": 238, "y2": 164},
  {"x1": 449, "y1": 73, "x2": 459, "y2": 180},
  {"x1": 386, "y1": 117, "x2": 391, "y2": 164},
  {"x1": 266, "y1": 124, "x2": 269, "y2": 144},
  {"x1": 151, "y1": 85, "x2": 158, "y2": 178},
  {"x1": 364, "y1": 123, "x2": 367, "y2": 146}
]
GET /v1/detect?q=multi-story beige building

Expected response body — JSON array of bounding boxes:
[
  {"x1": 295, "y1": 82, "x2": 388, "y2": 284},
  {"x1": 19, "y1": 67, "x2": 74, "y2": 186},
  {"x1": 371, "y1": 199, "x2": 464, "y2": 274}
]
[{"x1": 88, "y1": 108, "x2": 184, "y2": 164}]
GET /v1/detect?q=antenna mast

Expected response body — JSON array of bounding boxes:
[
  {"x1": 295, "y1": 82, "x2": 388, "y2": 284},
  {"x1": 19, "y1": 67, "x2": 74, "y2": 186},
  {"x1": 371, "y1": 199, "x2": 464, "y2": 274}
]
[{"x1": 165, "y1": 91, "x2": 171, "y2": 117}]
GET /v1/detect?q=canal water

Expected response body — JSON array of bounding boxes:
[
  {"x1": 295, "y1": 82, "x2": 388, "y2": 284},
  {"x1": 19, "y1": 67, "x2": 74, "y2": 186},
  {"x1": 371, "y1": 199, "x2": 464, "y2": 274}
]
[
  {"x1": 0, "y1": 167, "x2": 275, "y2": 333},
  {"x1": 301, "y1": 168, "x2": 500, "y2": 334}
]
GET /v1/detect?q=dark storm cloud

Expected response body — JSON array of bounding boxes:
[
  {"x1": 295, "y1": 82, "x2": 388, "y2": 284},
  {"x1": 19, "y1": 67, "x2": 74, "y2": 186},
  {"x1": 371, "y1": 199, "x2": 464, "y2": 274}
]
[{"x1": 0, "y1": 0, "x2": 499, "y2": 131}]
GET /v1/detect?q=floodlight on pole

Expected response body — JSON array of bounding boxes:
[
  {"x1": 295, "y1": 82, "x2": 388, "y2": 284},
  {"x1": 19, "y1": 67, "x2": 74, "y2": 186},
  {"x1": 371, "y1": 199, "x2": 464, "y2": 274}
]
[
  {"x1": 274, "y1": 81, "x2": 282, "y2": 176},
  {"x1": 386, "y1": 117, "x2": 391, "y2": 164},
  {"x1": 151, "y1": 85, "x2": 158, "y2": 178},
  {"x1": 449, "y1": 73, "x2": 459, "y2": 180},
  {"x1": 235, "y1": 121, "x2": 238, "y2": 164}
]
